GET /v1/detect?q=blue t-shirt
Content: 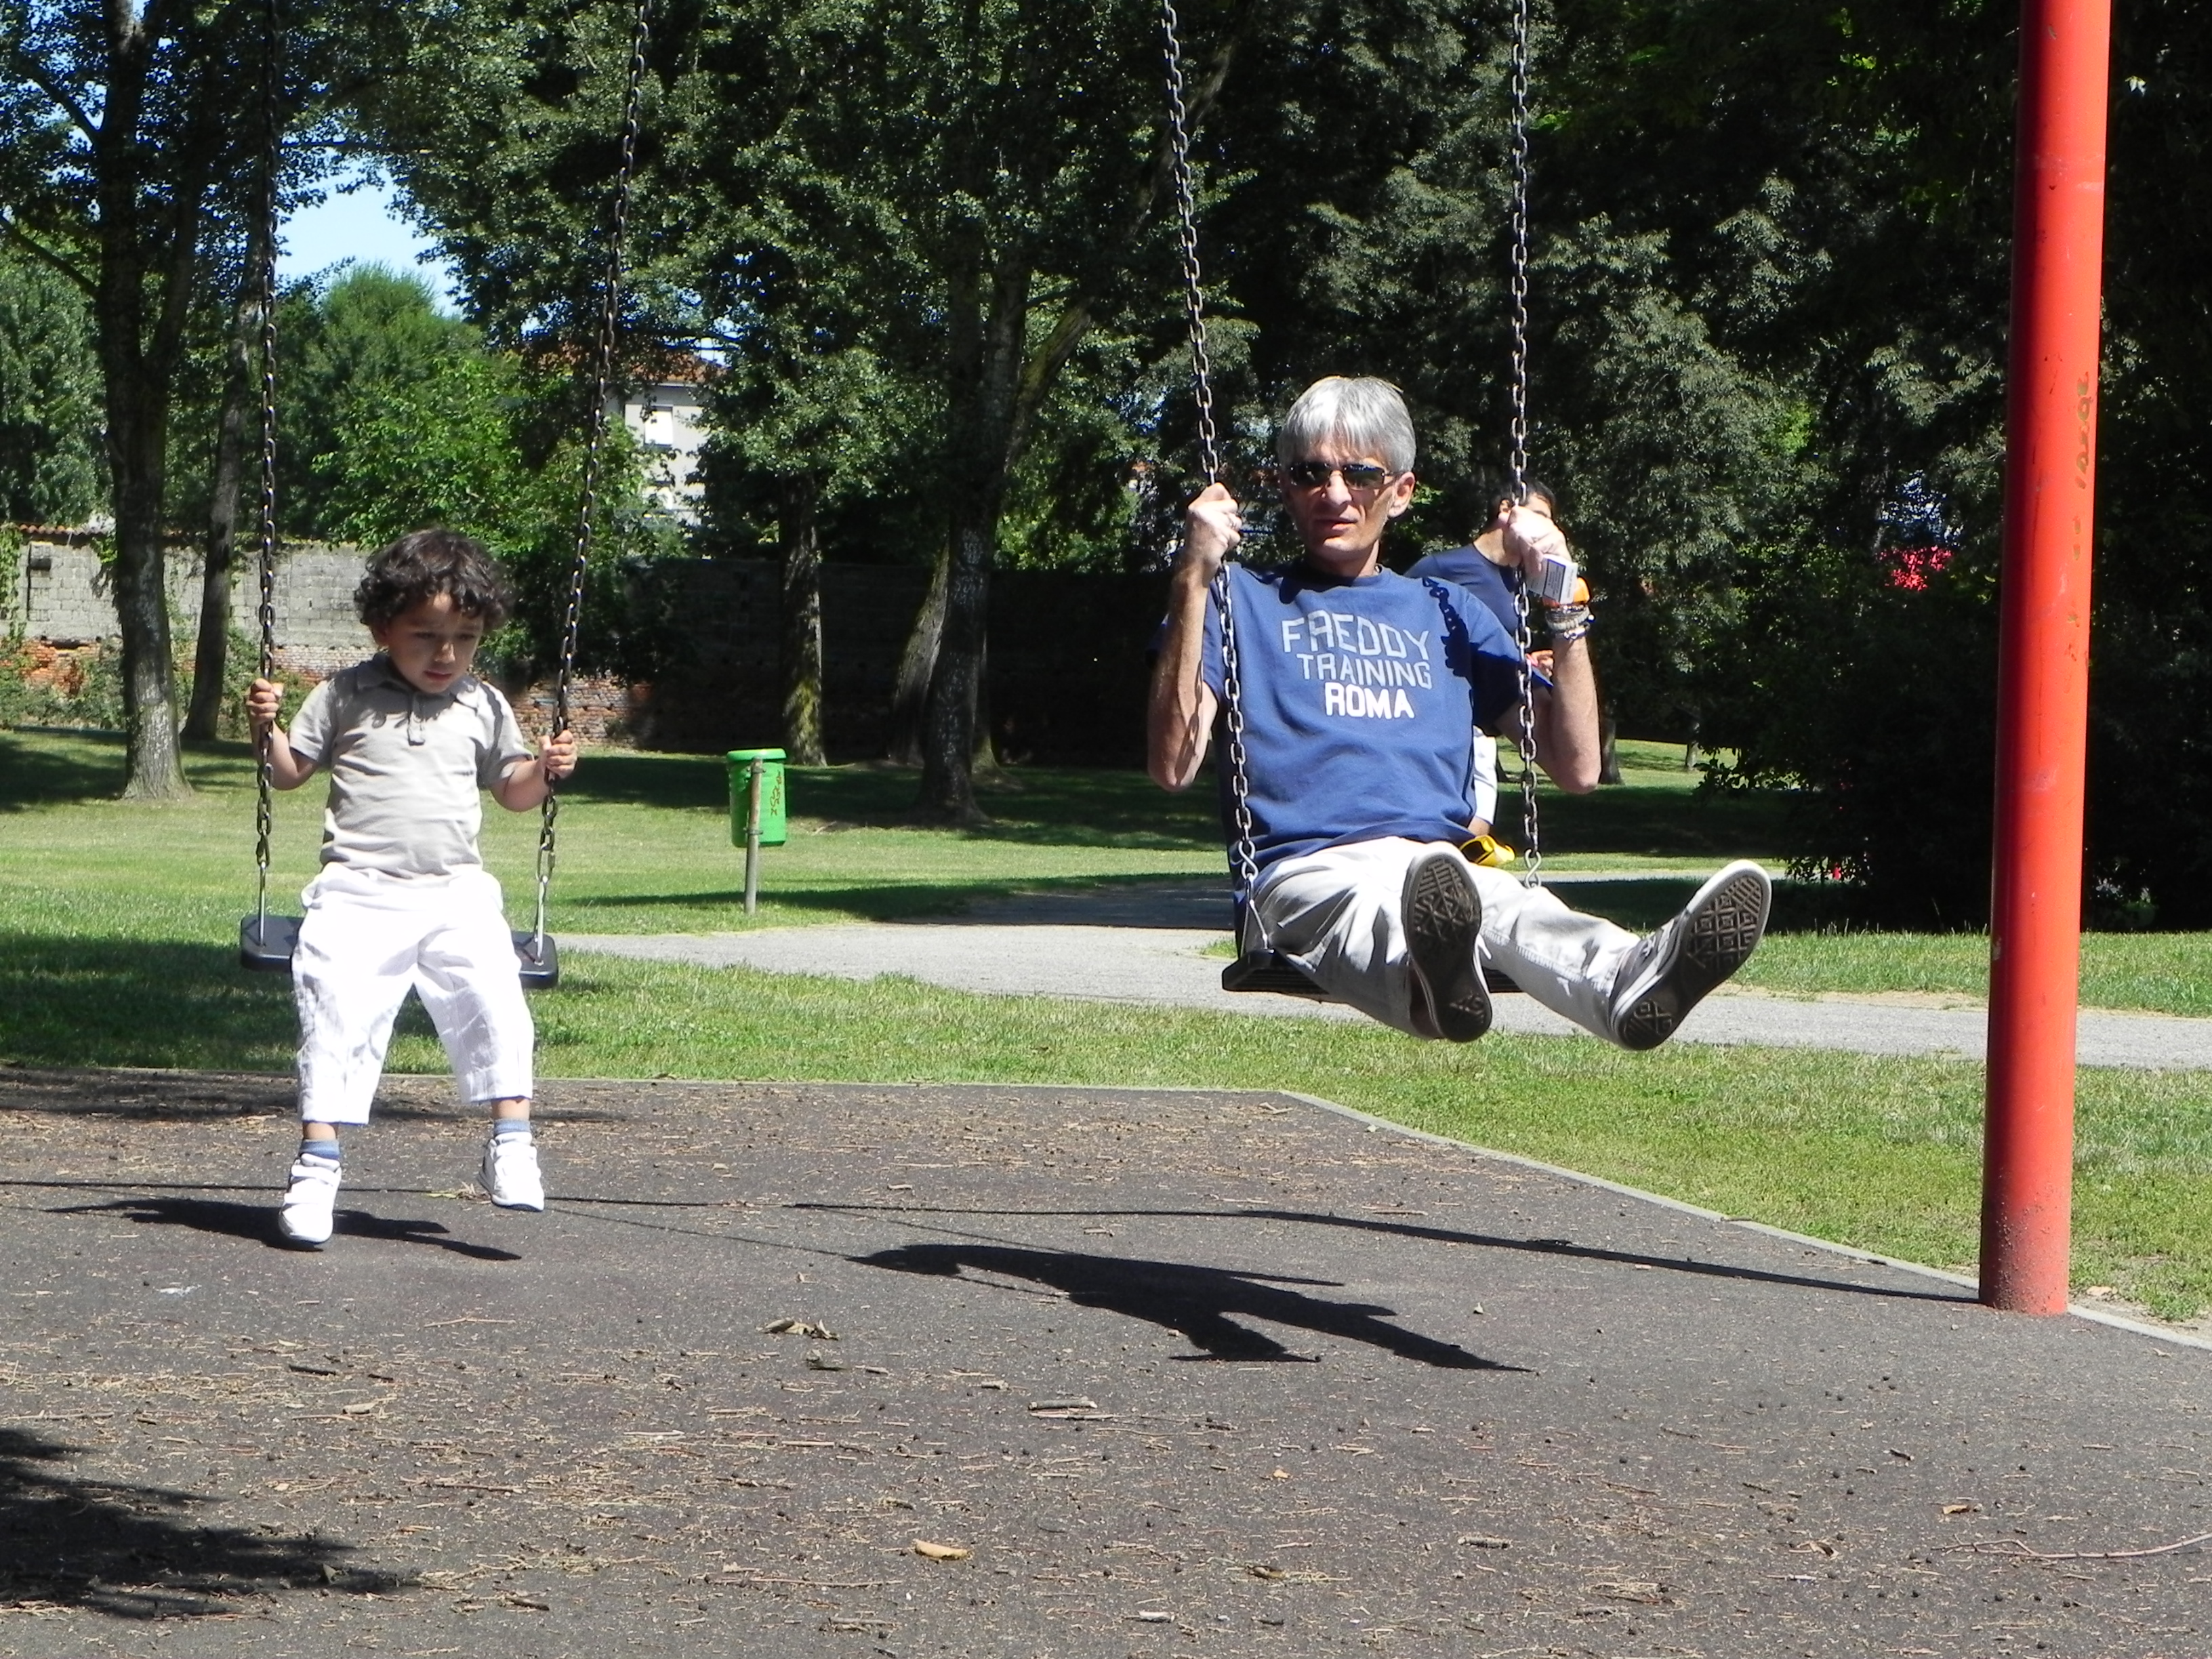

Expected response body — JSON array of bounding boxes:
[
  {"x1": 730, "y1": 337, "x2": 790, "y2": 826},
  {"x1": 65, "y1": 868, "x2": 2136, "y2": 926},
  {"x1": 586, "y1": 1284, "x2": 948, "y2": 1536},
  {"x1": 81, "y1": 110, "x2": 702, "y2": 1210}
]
[
  {"x1": 1197, "y1": 563, "x2": 1524, "y2": 888},
  {"x1": 1403, "y1": 545, "x2": 1523, "y2": 638}
]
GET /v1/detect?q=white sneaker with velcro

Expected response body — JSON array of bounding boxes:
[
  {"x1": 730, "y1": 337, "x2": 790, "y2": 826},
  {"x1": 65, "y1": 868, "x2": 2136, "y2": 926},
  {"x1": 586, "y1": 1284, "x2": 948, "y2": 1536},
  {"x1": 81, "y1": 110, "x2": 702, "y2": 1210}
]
[
  {"x1": 277, "y1": 1155, "x2": 342, "y2": 1246},
  {"x1": 481, "y1": 1133, "x2": 546, "y2": 1211}
]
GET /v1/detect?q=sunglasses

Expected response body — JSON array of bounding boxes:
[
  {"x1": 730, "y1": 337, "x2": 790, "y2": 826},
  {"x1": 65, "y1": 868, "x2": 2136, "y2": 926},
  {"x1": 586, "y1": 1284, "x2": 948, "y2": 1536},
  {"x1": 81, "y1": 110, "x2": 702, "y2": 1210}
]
[{"x1": 1282, "y1": 459, "x2": 1396, "y2": 491}]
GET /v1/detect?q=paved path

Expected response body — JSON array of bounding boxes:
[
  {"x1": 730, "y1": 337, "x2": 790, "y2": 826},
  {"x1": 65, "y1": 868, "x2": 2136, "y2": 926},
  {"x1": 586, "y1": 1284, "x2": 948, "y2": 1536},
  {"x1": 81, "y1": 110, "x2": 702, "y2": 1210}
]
[
  {"x1": 2, "y1": 1067, "x2": 2208, "y2": 1656},
  {"x1": 567, "y1": 880, "x2": 2212, "y2": 1071}
]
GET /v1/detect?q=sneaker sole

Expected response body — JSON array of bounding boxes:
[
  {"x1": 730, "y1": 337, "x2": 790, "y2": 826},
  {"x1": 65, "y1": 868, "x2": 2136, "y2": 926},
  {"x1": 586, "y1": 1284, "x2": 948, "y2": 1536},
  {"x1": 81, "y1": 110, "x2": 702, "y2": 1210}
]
[
  {"x1": 1406, "y1": 854, "x2": 1491, "y2": 1043},
  {"x1": 483, "y1": 1175, "x2": 546, "y2": 1212},
  {"x1": 483, "y1": 1155, "x2": 546, "y2": 1212},
  {"x1": 276, "y1": 1210, "x2": 333, "y2": 1248},
  {"x1": 1615, "y1": 863, "x2": 1771, "y2": 1051}
]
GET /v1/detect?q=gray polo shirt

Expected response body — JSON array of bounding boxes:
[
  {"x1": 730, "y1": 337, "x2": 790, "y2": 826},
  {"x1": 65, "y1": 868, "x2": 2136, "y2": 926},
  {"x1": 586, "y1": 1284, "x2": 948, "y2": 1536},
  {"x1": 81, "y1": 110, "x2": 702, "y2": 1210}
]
[{"x1": 288, "y1": 655, "x2": 535, "y2": 878}]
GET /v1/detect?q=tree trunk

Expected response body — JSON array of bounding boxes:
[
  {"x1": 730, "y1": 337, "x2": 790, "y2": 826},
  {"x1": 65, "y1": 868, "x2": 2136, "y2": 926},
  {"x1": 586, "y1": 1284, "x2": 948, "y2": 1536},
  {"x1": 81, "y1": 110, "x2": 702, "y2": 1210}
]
[
  {"x1": 1597, "y1": 705, "x2": 1623, "y2": 785},
  {"x1": 182, "y1": 414, "x2": 244, "y2": 741},
  {"x1": 101, "y1": 304, "x2": 190, "y2": 798},
  {"x1": 184, "y1": 203, "x2": 272, "y2": 742},
  {"x1": 919, "y1": 514, "x2": 993, "y2": 822},
  {"x1": 779, "y1": 470, "x2": 825, "y2": 765},
  {"x1": 893, "y1": 7, "x2": 1256, "y2": 794},
  {"x1": 898, "y1": 3, "x2": 1256, "y2": 802},
  {"x1": 971, "y1": 633, "x2": 998, "y2": 773},
  {"x1": 916, "y1": 245, "x2": 1027, "y2": 823},
  {"x1": 92, "y1": 12, "x2": 210, "y2": 800},
  {"x1": 108, "y1": 462, "x2": 189, "y2": 798},
  {"x1": 886, "y1": 546, "x2": 949, "y2": 765}
]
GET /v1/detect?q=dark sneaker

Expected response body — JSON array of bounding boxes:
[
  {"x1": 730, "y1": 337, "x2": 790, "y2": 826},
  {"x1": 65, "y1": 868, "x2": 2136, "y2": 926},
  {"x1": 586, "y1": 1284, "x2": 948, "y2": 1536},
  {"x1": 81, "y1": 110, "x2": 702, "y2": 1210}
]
[
  {"x1": 1404, "y1": 852, "x2": 1491, "y2": 1042},
  {"x1": 1607, "y1": 860, "x2": 1772, "y2": 1051}
]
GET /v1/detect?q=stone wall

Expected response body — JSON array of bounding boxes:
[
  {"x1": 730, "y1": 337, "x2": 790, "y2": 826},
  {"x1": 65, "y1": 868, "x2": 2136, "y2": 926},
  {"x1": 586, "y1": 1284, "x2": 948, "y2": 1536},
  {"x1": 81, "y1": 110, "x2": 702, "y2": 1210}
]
[
  {"x1": 8, "y1": 532, "x2": 375, "y2": 653},
  {"x1": 5, "y1": 534, "x2": 629, "y2": 743}
]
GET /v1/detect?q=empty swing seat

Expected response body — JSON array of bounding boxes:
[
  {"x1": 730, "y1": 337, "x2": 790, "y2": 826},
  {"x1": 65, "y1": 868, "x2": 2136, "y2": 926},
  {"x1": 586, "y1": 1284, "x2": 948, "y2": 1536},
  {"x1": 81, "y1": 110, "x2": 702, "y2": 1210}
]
[
  {"x1": 512, "y1": 932, "x2": 559, "y2": 991},
  {"x1": 239, "y1": 914, "x2": 302, "y2": 972},
  {"x1": 240, "y1": 915, "x2": 560, "y2": 990}
]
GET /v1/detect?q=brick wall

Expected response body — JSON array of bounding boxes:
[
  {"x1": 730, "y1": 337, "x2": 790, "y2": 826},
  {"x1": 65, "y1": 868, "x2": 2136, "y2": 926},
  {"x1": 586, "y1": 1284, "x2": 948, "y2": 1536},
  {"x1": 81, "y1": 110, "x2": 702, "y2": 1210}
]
[{"x1": 512, "y1": 674, "x2": 630, "y2": 747}]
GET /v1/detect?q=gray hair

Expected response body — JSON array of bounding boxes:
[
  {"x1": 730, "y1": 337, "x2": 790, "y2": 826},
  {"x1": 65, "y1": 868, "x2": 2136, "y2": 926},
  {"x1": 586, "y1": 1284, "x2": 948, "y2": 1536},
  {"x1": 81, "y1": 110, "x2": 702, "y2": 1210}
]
[{"x1": 1275, "y1": 376, "x2": 1416, "y2": 475}]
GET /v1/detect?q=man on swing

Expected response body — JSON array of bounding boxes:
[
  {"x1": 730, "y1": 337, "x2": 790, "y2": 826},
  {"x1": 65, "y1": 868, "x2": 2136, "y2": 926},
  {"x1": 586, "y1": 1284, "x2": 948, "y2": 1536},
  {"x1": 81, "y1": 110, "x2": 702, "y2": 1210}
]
[{"x1": 1148, "y1": 375, "x2": 1769, "y2": 1047}]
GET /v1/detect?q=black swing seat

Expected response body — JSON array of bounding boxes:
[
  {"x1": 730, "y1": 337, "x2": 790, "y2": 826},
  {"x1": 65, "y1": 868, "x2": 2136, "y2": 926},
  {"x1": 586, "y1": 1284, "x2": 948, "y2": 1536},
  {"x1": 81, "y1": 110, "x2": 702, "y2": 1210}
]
[
  {"x1": 1220, "y1": 947, "x2": 1522, "y2": 999},
  {"x1": 1219, "y1": 900, "x2": 1522, "y2": 1001},
  {"x1": 1220, "y1": 947, "x2": 1333, "y2": 999},
  {"x1": 240, "y1": 916, "x2": 561, "y2": 990},
  {"x1": 238, "y1": 914, "x2": 302, "y2": 972}
]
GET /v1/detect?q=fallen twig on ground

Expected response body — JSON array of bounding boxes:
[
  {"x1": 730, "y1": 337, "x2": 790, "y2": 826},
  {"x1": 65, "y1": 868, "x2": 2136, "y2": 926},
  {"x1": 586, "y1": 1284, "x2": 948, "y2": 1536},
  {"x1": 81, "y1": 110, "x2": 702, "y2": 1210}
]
[{"x1": 1950, "y1": 1530, "x2": 2212, "y2": 1563}]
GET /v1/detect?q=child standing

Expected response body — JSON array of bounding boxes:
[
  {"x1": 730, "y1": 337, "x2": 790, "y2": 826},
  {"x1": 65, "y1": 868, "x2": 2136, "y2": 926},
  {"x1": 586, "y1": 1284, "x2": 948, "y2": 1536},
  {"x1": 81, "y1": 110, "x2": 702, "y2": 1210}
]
[{"x1": 246, "y1": 529, "x2": 577, "y2": 1247}]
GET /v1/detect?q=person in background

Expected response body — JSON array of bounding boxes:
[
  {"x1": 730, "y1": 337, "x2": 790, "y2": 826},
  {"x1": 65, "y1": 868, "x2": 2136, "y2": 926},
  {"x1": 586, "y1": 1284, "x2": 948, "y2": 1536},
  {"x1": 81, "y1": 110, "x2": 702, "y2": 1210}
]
[{"x1": 1405, "y1": 478, "x2": 1582, "y2": 848}]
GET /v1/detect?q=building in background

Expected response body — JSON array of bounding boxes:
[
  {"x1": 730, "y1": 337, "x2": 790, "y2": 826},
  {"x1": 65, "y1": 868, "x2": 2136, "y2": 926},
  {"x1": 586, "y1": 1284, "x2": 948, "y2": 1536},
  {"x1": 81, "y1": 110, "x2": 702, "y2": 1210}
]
[{"x1": 616, "y1": 351, "x2": 714, "y2": 527}]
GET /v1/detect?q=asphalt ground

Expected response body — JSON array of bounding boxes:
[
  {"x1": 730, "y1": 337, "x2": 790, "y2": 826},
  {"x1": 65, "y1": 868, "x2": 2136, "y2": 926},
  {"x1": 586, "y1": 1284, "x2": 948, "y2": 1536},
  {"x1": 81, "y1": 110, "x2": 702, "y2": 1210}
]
[
  {"x1": 565, "y1": 879, "x2": 2212, "y2": 1071},
  {"x1": 2, "y1": 1067, "x2": 2209, "y2": 1657}
]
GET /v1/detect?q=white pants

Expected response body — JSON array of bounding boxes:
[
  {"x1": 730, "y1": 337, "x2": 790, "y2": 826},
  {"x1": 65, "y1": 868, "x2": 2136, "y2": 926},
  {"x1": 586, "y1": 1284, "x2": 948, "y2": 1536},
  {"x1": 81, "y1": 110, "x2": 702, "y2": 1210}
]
[
  {"x1": 1252, "y1": 838, "x2": 1641, "y2": 1042},
  {"x1": 293, "y1": 865, "x2": 535, "y2": 1124},
  {"x1": 1471, "y1": 732, "x2": 1499, "y2": 830}
]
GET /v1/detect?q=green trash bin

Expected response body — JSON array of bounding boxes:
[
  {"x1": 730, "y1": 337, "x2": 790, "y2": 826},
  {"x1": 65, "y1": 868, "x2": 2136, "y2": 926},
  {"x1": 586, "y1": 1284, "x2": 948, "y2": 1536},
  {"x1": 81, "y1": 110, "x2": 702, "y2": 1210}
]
[{"x1": 726, "y1": 749, "x2": 788, "y2": 847}]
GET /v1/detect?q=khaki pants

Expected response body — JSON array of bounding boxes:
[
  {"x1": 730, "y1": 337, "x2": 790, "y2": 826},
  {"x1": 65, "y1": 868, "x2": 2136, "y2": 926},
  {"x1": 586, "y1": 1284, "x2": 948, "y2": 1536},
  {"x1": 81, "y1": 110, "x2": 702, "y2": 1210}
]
[{"x1": 1252, "y1": 837, "x2": 1639, "y2": 1042}]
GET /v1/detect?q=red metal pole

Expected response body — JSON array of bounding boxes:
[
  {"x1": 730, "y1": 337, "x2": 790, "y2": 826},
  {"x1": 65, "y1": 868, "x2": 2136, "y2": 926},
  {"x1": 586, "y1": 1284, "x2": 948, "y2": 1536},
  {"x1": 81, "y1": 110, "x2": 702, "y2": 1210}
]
[{"x1": 1982, "y1": 0, "x2": 2112, "y2": 1314}]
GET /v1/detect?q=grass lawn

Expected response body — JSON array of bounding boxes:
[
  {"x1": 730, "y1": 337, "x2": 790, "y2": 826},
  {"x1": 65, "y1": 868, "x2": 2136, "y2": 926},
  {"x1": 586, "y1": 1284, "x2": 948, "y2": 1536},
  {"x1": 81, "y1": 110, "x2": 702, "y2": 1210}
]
[
  {"x1": 6, "y1": 725, "x2": 2212, "y2": 1320},
  {"x1": 7, "y1": 726, "x2": 2200, "y2": 1013}
]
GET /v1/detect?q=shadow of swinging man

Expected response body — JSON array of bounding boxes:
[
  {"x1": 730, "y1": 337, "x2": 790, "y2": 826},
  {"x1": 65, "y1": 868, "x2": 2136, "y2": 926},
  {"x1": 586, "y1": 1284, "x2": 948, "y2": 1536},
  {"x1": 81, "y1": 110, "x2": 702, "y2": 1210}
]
[{"x1": 855, "y1": 1242, "x2": 1520, "y2": 1371}]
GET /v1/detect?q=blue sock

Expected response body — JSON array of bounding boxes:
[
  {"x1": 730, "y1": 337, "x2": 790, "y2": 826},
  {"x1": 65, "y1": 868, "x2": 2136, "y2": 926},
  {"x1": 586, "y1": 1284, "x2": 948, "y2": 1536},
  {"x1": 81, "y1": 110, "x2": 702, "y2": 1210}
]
[
  {"x1": 493, "y1": 1119, "x2": 533, "y2": 1141},
  {"x1": 300, "y1": 1137, "x2": 341, "y2": 1164}
]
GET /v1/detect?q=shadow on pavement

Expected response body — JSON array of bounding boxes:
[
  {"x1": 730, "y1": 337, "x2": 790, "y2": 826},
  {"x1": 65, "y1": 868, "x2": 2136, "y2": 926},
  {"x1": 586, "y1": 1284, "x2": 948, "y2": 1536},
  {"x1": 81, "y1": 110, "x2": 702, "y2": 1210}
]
[
  {"x1": 49, "y1": 1194, "x2": 523, "y2": 1262},
  {"x1": 0, "y1": 1425, "x2": 397, "y2": 1617},
  {"x1": 812, "y1": 1202, "x2": 1971, "y2": 1307},
  {"x1": 855, "y1": 1241, "x2": 1521, "y2": 1370}
]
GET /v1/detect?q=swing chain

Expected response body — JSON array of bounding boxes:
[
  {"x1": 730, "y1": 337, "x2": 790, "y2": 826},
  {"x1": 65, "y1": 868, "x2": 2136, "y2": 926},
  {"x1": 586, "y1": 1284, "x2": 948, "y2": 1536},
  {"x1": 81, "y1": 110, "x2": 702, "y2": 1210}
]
[
  {"x1": 1216, "y1": 568, "x2": 1258, "y2": 899},
  {"x1": 1160, "y1": 0, "x2": 1254, "y2": 902},
  {"x1": 537, "y1": 0, "x2": 652, "y2": 949},
  {"x1": 1159, "y1": 0, "x2": 1219, "y2": 485},
  {"x1": 1507, "y1": 0, "x2": 1532, "y2": 506},
  {"x1": 1506, "y1": 0, "x2": 1544, "y2": 888},
  {"x1": 252, "y1": 0, "x2": 283, "y2": 930}
]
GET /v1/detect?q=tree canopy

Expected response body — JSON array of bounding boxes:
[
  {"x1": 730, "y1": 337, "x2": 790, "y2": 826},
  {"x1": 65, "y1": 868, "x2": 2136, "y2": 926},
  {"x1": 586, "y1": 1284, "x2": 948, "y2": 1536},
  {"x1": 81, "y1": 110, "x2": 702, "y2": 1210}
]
[
  {"x1": 0, "y1": 248, "x2": 102, "y2": 525},
  {"x1": 5, "y1": 1, "x2": 2211, "y2": 924}
]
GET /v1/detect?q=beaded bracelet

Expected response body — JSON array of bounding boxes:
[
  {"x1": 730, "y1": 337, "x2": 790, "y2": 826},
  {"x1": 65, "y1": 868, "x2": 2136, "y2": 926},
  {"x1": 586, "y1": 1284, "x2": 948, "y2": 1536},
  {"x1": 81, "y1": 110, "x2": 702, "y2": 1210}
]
[{"x1": 1544, "y1": 600, "x2": 1594, "y2": 644}]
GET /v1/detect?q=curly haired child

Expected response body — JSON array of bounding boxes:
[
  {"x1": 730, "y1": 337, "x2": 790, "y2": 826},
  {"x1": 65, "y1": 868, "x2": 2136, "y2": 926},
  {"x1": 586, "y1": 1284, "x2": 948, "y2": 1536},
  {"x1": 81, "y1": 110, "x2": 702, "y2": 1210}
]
[{"x1": 246, "y1": 529, "x2": 577, "y2": 1246}]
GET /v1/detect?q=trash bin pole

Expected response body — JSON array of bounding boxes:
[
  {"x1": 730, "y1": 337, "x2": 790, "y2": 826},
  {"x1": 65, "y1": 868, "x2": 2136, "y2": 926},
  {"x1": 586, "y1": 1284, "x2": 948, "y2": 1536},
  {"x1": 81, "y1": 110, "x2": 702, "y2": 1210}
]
[{"x1": 743, "y1": 759, "x2": 764, "y2": 916}]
